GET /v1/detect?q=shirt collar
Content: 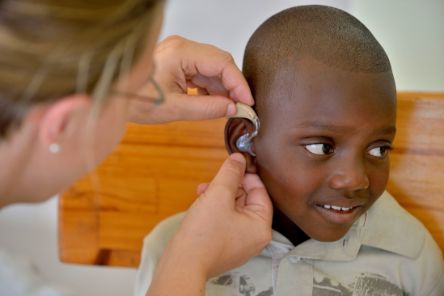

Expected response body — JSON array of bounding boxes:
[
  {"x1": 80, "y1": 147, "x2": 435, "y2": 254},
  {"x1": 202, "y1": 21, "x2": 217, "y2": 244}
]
[{"x1": 359, "y1": 190, "x2": 425, "y2": 258}]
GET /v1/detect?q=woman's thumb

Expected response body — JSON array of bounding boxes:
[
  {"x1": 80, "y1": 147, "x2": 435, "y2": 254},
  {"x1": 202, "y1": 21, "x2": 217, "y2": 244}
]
[
  {"x1": 242, "y1": 174, "x2": 273, "y2": 224},
  {"x1": 205, "y1": 153, "x2": 246, "y2": 201}
]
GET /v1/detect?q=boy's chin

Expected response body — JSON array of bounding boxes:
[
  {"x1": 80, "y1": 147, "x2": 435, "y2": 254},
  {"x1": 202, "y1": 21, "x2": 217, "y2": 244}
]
[{"x1": 307, "y1": 227, "x2": 351, "y2": 243}]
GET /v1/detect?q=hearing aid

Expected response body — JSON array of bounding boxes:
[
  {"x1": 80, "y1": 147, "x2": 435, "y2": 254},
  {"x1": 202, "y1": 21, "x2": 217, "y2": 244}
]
[
  {"x1": 229, "y1": 103, "x2": 260, "y2": 156},
  {"x1": 186, "y1": 87, "x2": 260, "y2": 156}
]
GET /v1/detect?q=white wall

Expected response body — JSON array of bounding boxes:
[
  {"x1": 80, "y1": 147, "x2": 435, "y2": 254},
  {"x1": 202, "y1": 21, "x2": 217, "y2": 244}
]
[
  {"x1": 0, "y1": 198, "x2": 138, "y2": 296},
  {"x1": 160, "y1": 0, "x2": 351, "y2": 66},
  {"x1": 161, "y1": 0, "x2": 444, "y2": 92},
  {"x1": 350, "y1": 0, "x2": 444, "y2": 91},
  {"x1": 2, "y1": 1, "x2": 441, "y2": 296}
]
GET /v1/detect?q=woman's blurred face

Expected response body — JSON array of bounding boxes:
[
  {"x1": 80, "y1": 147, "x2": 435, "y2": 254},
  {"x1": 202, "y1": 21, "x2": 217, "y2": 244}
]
[
  {"x1": 8, "y1": 6, "x2": 165, "y2": 204},
  {"x1": 89, "y1": 15, "x2": 165, "y2": 169},
  {"x1": 67, "y1": 9, "x2": 165, "y2": 191},
  {"x1": 0, "y1": 2, "x2": 166, "y2": 207}
]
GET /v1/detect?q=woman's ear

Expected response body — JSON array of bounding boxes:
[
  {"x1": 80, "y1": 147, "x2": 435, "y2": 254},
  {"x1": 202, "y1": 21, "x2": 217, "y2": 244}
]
[
  {"x1": 38, "y1": 94, "x2": 91, "y2": 153},
  {"x1": 224, "y1": 118, "x2": 257, "y2": 173}
]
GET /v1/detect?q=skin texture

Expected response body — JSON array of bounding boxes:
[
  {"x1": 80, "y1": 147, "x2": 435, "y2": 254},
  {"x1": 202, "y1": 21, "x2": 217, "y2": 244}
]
[
  {"x1": 226, "y1": 56, "x2": 396, "y2": 245},
  {"x1": 129, "y1": 36, "x2": 254, "y2": 124}
]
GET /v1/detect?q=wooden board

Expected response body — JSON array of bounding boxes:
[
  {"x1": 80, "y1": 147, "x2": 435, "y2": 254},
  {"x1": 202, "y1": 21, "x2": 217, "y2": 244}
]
[{"x1": 59, "y1": 92, "x2": 444, "y2": 267}]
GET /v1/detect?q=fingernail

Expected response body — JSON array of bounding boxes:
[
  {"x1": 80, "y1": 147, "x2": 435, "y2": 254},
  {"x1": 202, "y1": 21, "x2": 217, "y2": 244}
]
[
  {"x1": 226, "y1": 103, "x2": 236, "y2": 116},
  {"x1": 230, "y1": 153, "x2": 245, "y2": 163}
]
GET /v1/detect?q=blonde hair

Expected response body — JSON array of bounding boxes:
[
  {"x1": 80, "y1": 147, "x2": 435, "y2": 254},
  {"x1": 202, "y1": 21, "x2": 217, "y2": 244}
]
[{"x1": 0, "y1": 0, "x2": 163, "y2": 139}]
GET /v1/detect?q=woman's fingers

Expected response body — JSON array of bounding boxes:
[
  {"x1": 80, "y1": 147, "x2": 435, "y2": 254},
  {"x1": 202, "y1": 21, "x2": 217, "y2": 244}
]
[
  {"x1": 242, "y1": 174, "x2": 273, "y2": 224},
  {"x1": 202, "y1": 153, "x2": 246, "y2": 204},
  {"x1": 156, "y1": 153, "x2": 273, "y2": 281},
  {"x1": 196, "y1": 183, "x2": 209, "y2": 195},
  {"x1": 129, "y1": 36, "x2": 254, "y2": 124},
  {"x1": 156, "y1": 35, "x2": 254, "y2": 105}
]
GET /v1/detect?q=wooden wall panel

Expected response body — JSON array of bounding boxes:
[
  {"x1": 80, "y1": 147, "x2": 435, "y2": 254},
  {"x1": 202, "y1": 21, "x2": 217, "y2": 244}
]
[{"x1": 387, "y1": 92, "x2": 444, "y2": 251}]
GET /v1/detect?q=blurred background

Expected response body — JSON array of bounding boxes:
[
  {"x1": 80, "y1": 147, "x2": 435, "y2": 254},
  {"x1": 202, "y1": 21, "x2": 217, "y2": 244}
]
[{"x1": 0, "y1": 0, "x2": 442, "y2": 295}]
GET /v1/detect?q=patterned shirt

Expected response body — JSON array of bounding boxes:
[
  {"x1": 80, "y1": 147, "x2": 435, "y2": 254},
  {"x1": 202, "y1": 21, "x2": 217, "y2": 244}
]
[{"x1": 134, "y1": 191, "x2": 444, "y2": 296}]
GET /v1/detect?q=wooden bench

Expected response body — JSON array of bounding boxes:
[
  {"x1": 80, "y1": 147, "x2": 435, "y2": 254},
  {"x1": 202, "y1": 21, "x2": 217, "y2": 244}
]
[{"x1": 58, "y1": 92, "x2": 444, "y2": 267}]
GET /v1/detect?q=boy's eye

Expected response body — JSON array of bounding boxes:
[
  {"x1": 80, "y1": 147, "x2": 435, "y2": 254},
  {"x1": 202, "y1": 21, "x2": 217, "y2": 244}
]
[
  {"x1": 304, "y1": 143, "x2": 334, "y2": 155},
  {"x1": 368, "y1": 146, "x2": 392, "y2": 158}
]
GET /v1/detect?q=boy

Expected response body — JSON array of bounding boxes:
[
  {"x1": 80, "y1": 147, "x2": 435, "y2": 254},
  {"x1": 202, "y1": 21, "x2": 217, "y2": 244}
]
[{"x1": 135, "y1": 5, "x2": 443, "y2": 296}]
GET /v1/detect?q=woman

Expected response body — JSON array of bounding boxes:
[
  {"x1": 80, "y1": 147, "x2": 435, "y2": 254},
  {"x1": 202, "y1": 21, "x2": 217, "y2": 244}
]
[{"x1": 0, "y1": 0, "x2": 273, "y2": 295}]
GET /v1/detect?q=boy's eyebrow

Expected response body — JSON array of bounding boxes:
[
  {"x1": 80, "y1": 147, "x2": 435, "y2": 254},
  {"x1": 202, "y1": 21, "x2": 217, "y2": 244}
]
[
  {"x1": 295, "y1": 121, "x2": 396, "y2": 134},
  {"x1": 376, "y1": 126, "x2": 397, "y2": 135}
]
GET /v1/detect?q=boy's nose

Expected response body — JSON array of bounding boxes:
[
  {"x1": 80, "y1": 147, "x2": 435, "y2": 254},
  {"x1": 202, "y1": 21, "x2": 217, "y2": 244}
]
[{"x1": 327, "y1": 158, "x2": 370, "y2": 192}]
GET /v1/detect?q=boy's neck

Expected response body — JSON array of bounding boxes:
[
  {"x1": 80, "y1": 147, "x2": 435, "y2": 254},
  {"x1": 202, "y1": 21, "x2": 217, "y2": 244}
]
[{"x1": 272, "y1": 207, "x2": 309, "y2": 247}]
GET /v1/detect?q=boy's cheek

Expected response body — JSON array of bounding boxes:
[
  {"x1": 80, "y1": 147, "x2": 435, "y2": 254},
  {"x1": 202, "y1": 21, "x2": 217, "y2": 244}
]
[{"x1": 368, "y1": 164, "x2": 390, "y2": 200}]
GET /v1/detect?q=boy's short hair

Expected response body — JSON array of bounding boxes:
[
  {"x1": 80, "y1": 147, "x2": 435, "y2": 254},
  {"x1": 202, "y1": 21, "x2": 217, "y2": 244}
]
[{"x1": 243, "y1": 5, "x2": 393, "y2": 113}]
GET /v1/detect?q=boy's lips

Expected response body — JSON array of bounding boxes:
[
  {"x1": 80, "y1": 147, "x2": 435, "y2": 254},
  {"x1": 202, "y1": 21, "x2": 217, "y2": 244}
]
[{"x1": 314, "y1": 201, "x2": 364, "y2": 225}]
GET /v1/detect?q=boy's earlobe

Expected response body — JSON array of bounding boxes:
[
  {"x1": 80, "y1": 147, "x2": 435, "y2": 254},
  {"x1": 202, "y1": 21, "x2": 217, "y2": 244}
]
[{"x1": 224, "y1": 118, "x2": 257, "y2": 173}]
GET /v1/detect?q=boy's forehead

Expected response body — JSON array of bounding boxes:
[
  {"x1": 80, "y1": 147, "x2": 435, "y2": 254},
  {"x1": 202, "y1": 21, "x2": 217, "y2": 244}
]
[{"x1": 257, "y1": 57, "x2": 396, "y2": 124}]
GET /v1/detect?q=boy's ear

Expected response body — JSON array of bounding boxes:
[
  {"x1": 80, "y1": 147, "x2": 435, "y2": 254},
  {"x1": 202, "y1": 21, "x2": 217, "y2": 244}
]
[{"x1": 224, "y1": 118, "x2": 257, "y2": 173}]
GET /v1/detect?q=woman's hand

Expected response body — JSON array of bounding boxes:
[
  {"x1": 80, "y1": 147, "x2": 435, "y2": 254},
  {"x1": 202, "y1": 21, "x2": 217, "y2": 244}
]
[
  {"x1": 129, "y1": 35, "x2": 254, "y2": 124},
  {"x1": 176, "y1": 153, "x2": 273, "y2": 277},
  {"x1": 147, "y1": 153, "x2": 273, "y2": 296}
]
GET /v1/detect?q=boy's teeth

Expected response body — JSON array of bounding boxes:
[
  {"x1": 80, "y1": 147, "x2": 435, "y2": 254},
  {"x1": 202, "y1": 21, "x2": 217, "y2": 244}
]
[{"x1": 322, "y1": 204, "x2": 352, "y2": 212}]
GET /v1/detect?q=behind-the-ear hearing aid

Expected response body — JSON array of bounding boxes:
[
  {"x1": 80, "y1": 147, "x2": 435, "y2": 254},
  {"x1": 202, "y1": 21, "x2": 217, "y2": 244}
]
[
  {"x1": 229, "y1": 103, "x2": 260, "y2": 156},
  {"x1": 186, "y1": 87, "x2": 260, "y2": 156}
]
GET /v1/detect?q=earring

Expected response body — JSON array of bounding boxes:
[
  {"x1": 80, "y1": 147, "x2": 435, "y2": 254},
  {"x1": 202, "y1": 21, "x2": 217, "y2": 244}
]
[
  {"x1": 49, "y1": 143, "x2": 61, "y2": 154},
  {"x1": 236, "y1": 133, "x2": 255, "y2": 156}
]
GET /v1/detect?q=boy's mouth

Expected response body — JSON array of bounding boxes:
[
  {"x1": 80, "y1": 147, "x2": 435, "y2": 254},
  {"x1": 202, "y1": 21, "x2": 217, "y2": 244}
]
[
  {"x1": 315, "y1": 203, "x2": 363, "y2": 224},
  {"x1": 317, "y1": 204, "x2": 358, "y2": 212}
]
